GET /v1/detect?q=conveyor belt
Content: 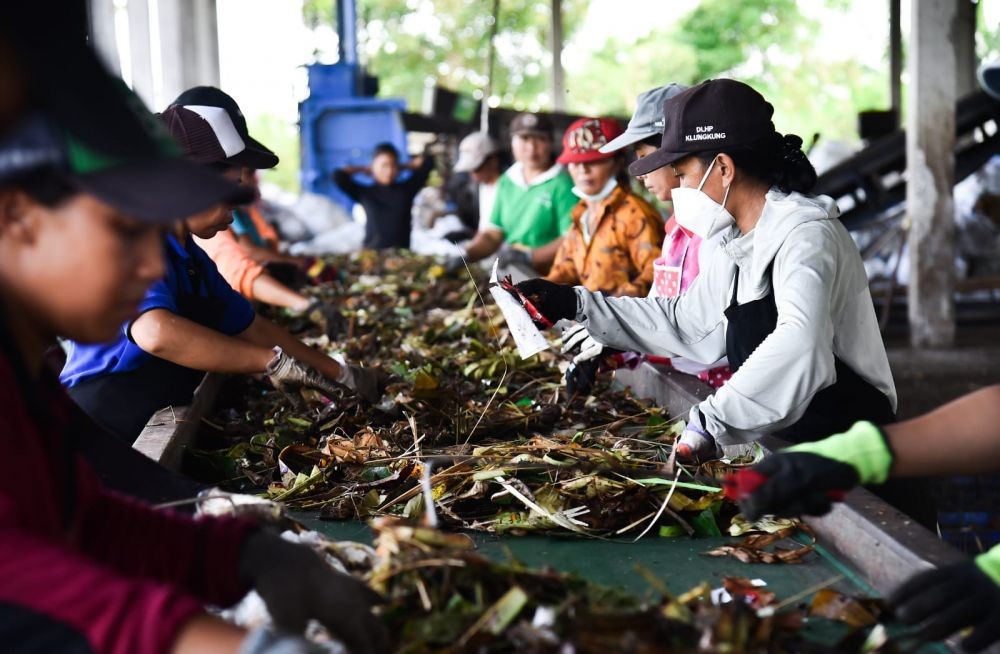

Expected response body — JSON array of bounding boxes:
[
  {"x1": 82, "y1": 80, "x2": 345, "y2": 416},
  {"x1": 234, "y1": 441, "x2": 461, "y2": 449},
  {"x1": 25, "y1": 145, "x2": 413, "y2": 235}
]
[
  {"x1": 815, "y1": 90, "x2": 1000, "y2": 230},
  {"x1": 138, "y1": 370, "x2": 965, "y2": 651}
]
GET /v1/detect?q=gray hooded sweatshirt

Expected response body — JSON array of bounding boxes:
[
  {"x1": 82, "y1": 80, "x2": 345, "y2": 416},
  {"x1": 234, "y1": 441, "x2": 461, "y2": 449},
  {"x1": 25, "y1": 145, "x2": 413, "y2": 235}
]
[{"x1": 574, "y1": 189, "x2": 896, "y2": 446}]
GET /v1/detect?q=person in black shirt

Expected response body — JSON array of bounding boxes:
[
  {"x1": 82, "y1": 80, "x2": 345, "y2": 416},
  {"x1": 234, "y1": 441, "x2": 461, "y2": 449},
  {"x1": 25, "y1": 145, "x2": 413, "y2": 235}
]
[{"x1": 333, "y1": 143, "x2": 434, "y2": 250}]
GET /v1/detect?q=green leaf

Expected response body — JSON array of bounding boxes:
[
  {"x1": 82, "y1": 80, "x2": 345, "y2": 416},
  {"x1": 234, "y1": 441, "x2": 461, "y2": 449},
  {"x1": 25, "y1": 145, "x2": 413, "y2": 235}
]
[
  {"x1": 658, "y1": 525, "x2": 686, "y2": 538},
  {"x1": 690, "y1": 508, "x2": 723, "y2": 537},
  {"x1": 284, "y1": 416, "x2": 312, "y2": 430},
  {"x1": 630, "y1": 477, "x2": 722, "y2": 494}
]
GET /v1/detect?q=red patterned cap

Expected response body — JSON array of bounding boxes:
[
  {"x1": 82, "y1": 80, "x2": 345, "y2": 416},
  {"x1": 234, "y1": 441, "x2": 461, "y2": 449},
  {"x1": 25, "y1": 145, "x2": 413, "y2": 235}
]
[{"x1": 557, "y1": 117, "x2": 624, "y2": 164}]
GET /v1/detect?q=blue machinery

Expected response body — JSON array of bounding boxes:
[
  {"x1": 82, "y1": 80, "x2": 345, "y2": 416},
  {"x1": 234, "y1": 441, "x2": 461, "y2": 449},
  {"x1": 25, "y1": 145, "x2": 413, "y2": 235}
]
[{"x1": 299, "y1": 0, "x2": 409, "y2": 213}]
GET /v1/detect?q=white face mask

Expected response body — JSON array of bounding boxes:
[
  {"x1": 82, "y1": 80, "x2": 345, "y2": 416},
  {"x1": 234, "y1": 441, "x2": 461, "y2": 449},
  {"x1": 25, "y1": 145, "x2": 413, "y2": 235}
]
[
  {"x1": 572, "y1": 176, "x2": 618, "y2": 203},
  {"x1": 671, "y1": 156, "x2": 735, "y2": 240}
]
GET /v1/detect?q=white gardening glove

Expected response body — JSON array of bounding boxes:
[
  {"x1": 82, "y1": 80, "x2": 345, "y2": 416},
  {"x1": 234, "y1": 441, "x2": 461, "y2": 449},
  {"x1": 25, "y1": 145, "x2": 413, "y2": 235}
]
[
  {"x1": 560, "y1": 323, "x2": 604, "y2": 364},
  {"x1": 267, "y1": 347, "x2": 341, "y2": 400},
  {"x1": 238, "y1": 628, "x2": 333, "y2": 654}
]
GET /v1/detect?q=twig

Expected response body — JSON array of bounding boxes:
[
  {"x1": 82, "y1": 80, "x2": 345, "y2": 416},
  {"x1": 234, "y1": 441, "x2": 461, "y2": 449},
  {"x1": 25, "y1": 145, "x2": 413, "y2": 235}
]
[
  {"x1": 459, "y1": 255, "x2": 509, "y2": 446},
  {"x1": 633, "y1": 468, "x2": 682, "y2": 542},
  {"x1": 756, "y1": 574, "x2": 845, "y2": 617},
  {"x1": 420, "y1": 460, "x2": 439, "y2": 528}
]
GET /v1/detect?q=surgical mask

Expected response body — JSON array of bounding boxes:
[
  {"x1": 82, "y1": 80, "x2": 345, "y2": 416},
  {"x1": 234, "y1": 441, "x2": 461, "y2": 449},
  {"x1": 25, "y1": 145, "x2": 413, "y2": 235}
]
[
  {"x1": 572, "y1": 176, "x2": 618, "y2": 203},
  {"x1": 671, "y1": 156, "x2": 735, "y2": 240}
]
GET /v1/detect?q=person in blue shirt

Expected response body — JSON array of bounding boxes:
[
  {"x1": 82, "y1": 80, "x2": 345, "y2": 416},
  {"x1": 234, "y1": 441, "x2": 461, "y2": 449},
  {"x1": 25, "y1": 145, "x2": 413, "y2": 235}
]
[{"x1": 61, "y1": 104, "x2": 384, "y2": 443}]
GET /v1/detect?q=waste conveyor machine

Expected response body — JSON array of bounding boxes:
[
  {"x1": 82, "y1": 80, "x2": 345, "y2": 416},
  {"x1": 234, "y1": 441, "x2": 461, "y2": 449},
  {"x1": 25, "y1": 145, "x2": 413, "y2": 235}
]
[{"x1": 134, "y1": 367, "x2": 973, "y2": 652}]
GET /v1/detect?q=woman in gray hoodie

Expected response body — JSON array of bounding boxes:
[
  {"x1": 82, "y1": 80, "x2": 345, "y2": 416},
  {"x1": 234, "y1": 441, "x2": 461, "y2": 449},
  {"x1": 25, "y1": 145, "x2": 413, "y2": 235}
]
[{"x1": 515, "y1": 79, "x2": 897, "y2": 474}]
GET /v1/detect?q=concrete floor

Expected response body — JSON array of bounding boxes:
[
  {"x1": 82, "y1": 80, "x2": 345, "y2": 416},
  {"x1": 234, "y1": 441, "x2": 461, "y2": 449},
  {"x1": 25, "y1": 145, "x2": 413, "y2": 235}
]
[
  {"x1": 884, "y1": 325, "x2": 999, "y2": 419},
  {"x1": 883, "y1": 323, "x2": 1000, "y2": 552}
]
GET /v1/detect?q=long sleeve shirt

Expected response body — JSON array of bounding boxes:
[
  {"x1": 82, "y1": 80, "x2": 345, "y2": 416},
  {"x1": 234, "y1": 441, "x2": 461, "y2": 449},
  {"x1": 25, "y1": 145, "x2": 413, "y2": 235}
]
[
  {"x1": 546, "y1": 185, "x2": 664, "y2": 297},
  {"x1": 1, "y1": 333, "x2": 255, "y2": 653},
  {"x1": 576, "y1": 189, "x2": 896, "y2": 446}
]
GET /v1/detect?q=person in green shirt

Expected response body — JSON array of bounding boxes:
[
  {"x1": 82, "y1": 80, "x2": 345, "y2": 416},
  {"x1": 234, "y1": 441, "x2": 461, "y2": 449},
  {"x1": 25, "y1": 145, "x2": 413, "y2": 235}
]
[{"x1": 448, "y1": 113, "x2": 576, "y2": 275}]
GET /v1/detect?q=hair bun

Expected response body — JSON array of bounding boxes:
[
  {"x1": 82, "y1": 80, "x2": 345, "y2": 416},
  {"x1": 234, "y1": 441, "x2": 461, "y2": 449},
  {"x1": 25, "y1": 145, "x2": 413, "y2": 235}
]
[{"x1": 780, "y1": 134, "x2": 808, "y2": 164}]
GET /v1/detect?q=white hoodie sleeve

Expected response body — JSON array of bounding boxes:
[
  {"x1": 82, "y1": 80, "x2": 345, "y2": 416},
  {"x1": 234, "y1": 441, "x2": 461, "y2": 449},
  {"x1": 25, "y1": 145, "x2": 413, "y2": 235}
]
[
  {"x1": 690, "y1": 223, "x2": 839, "y2": 445},
  {"x1": 574, "y1": 250, "x2": 734, "y2": 364}
]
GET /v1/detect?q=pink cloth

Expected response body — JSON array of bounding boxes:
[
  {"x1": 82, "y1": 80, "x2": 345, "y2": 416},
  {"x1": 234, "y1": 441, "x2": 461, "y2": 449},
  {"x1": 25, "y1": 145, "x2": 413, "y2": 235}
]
[
  {"x1": 647, "y1": 217, "x2": 732, "y2": 389},
  {"x1": 651, "y1": 219, "x2": 702, "y2": 298}
]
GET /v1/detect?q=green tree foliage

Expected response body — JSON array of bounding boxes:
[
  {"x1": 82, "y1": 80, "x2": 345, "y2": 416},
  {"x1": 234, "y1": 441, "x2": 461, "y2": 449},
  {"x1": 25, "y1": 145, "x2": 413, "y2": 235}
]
[
  {"x1": 566, "y1": 0, "x2": 888, "y2": 145},
  {"x1": 304, "y1": 0, "x2": 588, "y2": 111},
  {"x1": 294, "y1": 0, "x2": 1000, "y2": 173}
]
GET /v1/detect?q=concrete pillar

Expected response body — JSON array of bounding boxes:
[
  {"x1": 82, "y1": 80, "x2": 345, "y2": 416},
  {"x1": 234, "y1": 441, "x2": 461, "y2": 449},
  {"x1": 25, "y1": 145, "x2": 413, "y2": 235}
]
[
  {"x1": 157, "y1": 0, "x2": 220, "y2": 105},
  {"x1": 127, "y1": 0, "x2": 156, "y2": 107},
  {"x1": 87, "y1": 0, "x2": 121, "y2": 74},
  {"x1": 906, "y1": 0, "x2": 957, "y2": 348},
  {"x1": 550, "y1": 0, "x2": 565, "y2": 111}
]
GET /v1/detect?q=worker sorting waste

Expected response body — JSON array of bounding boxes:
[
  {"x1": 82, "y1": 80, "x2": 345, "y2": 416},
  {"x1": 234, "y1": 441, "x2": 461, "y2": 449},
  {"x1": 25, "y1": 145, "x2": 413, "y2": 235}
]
[{"x1": 2, "y1": 0, "x2": 999, "y2": 652}]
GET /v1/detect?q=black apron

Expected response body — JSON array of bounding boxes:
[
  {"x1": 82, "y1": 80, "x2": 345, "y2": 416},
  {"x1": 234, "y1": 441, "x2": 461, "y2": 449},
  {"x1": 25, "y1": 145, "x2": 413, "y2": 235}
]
[
  {"x1": 69, "y1": 249, "x2": 229, "y2": 444},
  {"x1": 723, "y1": 267, "x2": 936, "y2": 528},
  {"x1": 723, "y1": 266, "x2": 895, "y2": 444}
]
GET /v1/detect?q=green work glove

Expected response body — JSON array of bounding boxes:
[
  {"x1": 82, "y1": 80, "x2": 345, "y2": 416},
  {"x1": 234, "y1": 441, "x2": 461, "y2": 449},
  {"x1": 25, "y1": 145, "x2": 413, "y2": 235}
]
[
  {"x1": 889, "y1": 545, "x2": 1000, "y2": 652},
  {"x1": 739, "y1": 421, "x2": 893, "y2": 521},
  {"x1": 785, "y1": 420, "x2": 894, "y2": 484}
]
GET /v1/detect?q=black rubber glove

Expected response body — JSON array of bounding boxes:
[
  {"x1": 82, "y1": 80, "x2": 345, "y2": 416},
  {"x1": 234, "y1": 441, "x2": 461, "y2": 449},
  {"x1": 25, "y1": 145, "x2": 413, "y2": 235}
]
[
  {"x1": 443, "y1": 254, "x2": 466, "y2": 274},
  {"x1": 565, "y1": 357, "x2": 601, "y2": 397},
  {"x1": 239, "y1": 531, "x2": 390, "y2": 654},
  {"x1": 305, "y1": 301, "x2": 347, "y2": 341},
  {"x1": 265, "y1": 261, "x2": 310, "y2": 289},
  {"x1": 739, "y1": 422, "x2": 893, "y2": 521},
  {"x1": 738, "y1": 452, "x2": 859, "y2": 522},
  {"x1": 339, "y1": 363, "x2": 388, "y2": 404},
  {"x1": 513, "y1": 278, "x2": 578, "y2": 326},
  {"x1": 889, "y1": 559, "x2": 1000, "y2": 652},
  {"x1": 496, "y1": 244, "x2": 532, "y2": 268}
]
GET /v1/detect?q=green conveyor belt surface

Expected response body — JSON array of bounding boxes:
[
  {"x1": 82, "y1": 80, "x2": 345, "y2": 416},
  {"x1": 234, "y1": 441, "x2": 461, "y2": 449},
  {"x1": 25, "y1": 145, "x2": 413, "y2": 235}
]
[
  {"x1": 292, "y1": 513, "x2": 867, "y2": 599},
  {"x1": 290, "y1": 513, "x2": 947, "y2": 652}
]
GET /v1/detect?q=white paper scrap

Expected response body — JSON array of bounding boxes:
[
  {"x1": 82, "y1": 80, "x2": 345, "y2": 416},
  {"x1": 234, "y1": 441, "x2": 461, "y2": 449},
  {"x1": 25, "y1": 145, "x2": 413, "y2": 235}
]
[{"x1": 488, "y1": 259, "x2": 550, "y2": 359}]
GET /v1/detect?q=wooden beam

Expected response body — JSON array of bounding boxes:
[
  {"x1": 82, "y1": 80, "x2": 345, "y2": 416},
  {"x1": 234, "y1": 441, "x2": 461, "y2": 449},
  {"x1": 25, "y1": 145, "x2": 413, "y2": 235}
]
[
  {"x1": 550, "y1": 0, "x2": 565, "y2": 111},
  {"x1": 889, "y1": 0, "x2": 901, "y2": 125},
  {"x1": 906, "y1": 0, "x2": 957, "y2": 348},
  {"x1": 481, "y1": 0, "x2": 500, "y2": 133},
  {"x1": 955, "y1": 0, "x2": 978, "y2": 98}
]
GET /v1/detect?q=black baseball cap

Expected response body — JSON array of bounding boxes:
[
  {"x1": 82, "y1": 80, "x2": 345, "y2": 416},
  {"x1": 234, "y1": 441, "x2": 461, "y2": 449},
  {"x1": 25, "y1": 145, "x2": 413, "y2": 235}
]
[
  {"x1": 629, "y1": 79, "x2": 777, "y2": 177},
  {"x1": 170, "y1": 86, "x2": 279, "y2": 169},
  {"x1": 0, "y1": 107, "x2": 253, "y2": 224}
]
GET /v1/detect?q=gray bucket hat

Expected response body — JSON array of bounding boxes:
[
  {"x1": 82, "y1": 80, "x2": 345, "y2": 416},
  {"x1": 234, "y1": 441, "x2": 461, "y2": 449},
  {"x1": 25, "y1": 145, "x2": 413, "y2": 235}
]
[{"x1": 599, "y1": 83, "x2": 689, "y2": 153}]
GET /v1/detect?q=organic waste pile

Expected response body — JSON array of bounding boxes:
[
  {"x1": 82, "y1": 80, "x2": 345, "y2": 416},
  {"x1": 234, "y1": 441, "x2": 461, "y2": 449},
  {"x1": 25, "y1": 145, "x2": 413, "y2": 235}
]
[
  {"x1": 189, "y1": 252, "x2": 912, "y2": 652},
  {"x1": 190, "y1": 251, "x2": 773, "y2": 541},
  {"x1": 208, "y1": 510, "x2": 898, "y2": 654},
  {"x1": 369, "y1": 517, "x2": 818, "y2": 653}
]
